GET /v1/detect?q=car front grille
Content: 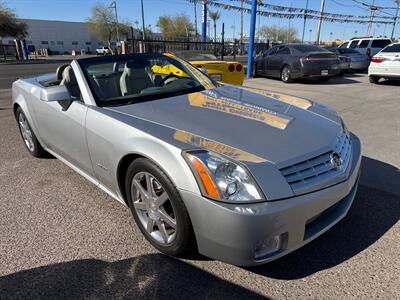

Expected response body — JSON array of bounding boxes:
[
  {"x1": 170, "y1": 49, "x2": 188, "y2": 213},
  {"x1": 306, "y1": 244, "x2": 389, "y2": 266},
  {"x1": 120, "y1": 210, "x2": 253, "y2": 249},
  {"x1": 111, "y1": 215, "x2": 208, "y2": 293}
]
[{"x1": 280, "y1": 132, "x2": 352, "y2": 193}]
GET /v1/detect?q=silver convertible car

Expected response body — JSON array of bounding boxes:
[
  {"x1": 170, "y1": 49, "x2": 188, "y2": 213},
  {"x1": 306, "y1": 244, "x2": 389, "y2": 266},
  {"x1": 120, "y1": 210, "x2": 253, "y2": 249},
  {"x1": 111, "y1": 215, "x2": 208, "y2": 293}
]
[{"x1": 12, "y1": 53, "x2": 361, "y2": 266}]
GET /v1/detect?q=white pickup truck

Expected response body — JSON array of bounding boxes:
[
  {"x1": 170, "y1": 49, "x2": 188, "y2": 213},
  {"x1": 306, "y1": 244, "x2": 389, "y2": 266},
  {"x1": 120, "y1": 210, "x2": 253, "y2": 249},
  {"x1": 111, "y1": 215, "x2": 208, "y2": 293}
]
[{"x1": 95, "y1": 46, "x2": 112, "y2": 55}]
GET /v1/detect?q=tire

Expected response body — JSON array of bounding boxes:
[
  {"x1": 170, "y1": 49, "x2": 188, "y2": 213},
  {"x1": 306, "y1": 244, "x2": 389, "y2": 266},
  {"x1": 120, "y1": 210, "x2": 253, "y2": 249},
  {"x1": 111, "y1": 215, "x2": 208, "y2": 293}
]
[
  {"x1": 253, "y1": 63, "x2": 259, "y2": 78},
  {"x1": 281, "y1": 65, "x2": 293, "y2": 83},
  {"x1": 125, "y1": 158, "x2": 196, "y2": 257},
  {"x1": 369, "y1": 75, "x2": 379, "y2": 84},
  {"x1": 16, "y1": 107, "x2": 48, "y2": 158}
]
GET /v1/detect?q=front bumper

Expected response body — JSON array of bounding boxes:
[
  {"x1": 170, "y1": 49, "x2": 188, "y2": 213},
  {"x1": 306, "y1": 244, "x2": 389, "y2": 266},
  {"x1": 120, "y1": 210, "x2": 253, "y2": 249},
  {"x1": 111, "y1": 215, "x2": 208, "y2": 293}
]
[{"x1": 180, "y1": 134, "x2": 361, "y2": 266}]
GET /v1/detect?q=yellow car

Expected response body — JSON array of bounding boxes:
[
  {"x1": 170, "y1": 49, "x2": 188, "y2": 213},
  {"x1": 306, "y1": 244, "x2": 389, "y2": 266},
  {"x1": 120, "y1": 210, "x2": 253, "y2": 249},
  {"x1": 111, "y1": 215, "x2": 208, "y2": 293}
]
[{"x1": 151, "y1": 51, "x2": 245, "y2": 85}]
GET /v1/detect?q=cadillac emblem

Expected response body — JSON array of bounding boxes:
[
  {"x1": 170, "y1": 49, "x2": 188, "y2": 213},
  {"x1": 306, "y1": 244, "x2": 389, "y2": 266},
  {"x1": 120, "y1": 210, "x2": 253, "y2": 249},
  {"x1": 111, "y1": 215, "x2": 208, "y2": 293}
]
[{"x1": 330, "y1": 152, "x2": 343, "y2": 170}]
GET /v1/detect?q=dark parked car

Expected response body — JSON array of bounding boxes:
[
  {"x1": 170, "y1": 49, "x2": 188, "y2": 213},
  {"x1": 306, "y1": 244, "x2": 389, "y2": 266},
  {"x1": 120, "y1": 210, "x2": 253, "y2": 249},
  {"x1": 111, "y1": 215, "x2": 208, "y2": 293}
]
[
  {"x1": 254, "y1": 44, "x2": 341, "y2": 83},
  {"x1": 335, "y1": 48, "x2": 370, "y2": 71}
]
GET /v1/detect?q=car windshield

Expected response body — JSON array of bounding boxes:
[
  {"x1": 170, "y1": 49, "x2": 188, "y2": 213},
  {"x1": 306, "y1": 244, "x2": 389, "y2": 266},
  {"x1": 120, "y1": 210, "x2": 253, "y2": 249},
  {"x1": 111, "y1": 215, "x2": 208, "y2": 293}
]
[
  {"x1": 291, "y1": 45, "x2": 329, "y2": 53},
  {"x1": 175, "y1": 51, "x2": 218, "y2": 61},
  {"x1": 381, "y1": 44, "x2": 400, "y2": 53},
  {"x1": 79, "y1": 53, "x2": 216, "y2": 106},
  {"x1": 337, "y1": 48, "x2": 359, "y2": 54}
]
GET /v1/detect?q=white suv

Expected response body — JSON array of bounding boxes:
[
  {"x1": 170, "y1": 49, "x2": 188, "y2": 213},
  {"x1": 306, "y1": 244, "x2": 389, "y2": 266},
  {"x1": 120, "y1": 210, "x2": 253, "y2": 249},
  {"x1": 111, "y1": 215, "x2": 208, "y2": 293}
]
[
  {"x1": 95, "y1": 46, "x2": 112, "y2": 55},
  {"x1": 338, "y1": 38, "x2": 392, "y2": 58}
]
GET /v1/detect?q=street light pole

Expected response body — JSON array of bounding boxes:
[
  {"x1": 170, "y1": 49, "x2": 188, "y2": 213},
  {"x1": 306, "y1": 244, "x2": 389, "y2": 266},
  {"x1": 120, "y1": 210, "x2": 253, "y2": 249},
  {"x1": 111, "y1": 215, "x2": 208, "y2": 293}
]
[
  {"x1": 109, "y1": 1, "x2": 119, "y2": 41},
  {"x1": 391, "y1": 1, "x2": 400, "y2": 40},
  {"x1": 246, "y1": 0, "x2": 257, "y2": 78},
  {"x1": 141, "y1": 0, "x2": 146, "y2": 40},
  {"x1": 140, "y1": 0, "x2": 146, "y2": 52},
  {"x1": 316, "y1": 0, "x2": 325, "y2": 45},
  {"x1": 193, "y1": 0, "x2": 198, "y2": 39},
  {"x1": 301, "y1": 0, "x2": 309, "y2": 43}
]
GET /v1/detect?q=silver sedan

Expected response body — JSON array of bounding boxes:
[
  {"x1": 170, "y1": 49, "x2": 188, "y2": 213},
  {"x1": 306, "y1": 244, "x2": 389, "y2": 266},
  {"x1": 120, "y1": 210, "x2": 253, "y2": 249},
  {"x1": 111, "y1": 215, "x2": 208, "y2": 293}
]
[{"x1": 12, "y1": 53, "x2": 361, "y2": 266}]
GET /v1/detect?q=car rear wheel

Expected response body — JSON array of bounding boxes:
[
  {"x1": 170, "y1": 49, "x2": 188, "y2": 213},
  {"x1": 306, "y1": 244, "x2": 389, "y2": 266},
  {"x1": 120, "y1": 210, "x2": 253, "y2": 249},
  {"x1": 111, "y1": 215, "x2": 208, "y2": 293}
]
[
  {"x1": 369, "y1": 75, "x2": 380, "y2": 84},
  {"x1": 125, "y1": 158, "x2": 195, "y2": 256},
  {"x1": 281, "y1": 65, "x2": 293, "y2": 83},
  {"x1": 253, "y1": 63, "x2": 259, "y2": 78},
  {"x1": 16, "y1": 107, "x2": 48, "y2": 158}
]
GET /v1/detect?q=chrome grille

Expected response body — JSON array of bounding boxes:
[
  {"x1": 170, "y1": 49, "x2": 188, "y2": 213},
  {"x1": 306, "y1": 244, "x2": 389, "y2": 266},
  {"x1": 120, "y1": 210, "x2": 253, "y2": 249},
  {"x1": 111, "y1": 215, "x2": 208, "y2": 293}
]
[{"x1": 280, "y1": 132, "x2": 351, "y2": 193}]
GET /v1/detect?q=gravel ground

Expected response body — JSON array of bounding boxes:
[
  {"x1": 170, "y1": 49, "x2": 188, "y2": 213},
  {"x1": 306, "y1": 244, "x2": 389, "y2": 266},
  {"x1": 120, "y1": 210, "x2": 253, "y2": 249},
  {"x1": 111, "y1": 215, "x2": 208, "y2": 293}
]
[{"x1": 0, "y1": 64, "x2": 399, "y2": 299}]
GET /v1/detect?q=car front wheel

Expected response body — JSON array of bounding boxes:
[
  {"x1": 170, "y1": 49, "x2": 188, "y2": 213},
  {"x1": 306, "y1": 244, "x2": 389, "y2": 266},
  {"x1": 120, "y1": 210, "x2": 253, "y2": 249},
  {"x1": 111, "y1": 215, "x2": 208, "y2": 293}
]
[
  {"x1": 16, "y1": 107, "x2": 48, "y2": 157},
  {"x1": 125, "y1": 158, "x2": 195, "y2": 257}
]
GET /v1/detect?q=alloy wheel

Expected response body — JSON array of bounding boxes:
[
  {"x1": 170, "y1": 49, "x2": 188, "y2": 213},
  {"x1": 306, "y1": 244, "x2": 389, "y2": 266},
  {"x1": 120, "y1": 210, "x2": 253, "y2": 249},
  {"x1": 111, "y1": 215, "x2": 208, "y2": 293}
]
[
  {"x1": 281, "y1": 67, "x2": 290, "y2": 82},
  {"x1": 18, "y1": 113, "x2": 34, "y2": 152},
  {"x1": 131, "y1": 171, "x2": 177, "y2": 245}
]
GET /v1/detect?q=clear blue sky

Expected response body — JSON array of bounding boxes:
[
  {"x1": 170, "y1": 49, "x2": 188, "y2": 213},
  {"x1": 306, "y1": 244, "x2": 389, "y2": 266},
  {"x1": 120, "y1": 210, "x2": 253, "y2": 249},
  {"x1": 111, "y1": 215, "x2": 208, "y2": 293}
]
[{"x1": 4, "y1": 0, "x2": 400, "y2": 41}]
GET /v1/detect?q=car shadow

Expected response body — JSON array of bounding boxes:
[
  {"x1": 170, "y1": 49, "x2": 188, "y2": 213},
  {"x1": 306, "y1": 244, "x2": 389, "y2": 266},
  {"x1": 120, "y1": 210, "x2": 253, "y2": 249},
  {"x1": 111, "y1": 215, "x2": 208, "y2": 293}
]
[
  {"x1": 0, "y1": 254, "x2": 268, "y2": 300},
  {"x1": 246, "y1": 156, "x2": 399, "y2": 280},
  {"x1": 378, "y1": 79, "x2": 400, "y2": 86},
  {"x1": 300, "y1": 76, "x2": 360, "y2": 85}
]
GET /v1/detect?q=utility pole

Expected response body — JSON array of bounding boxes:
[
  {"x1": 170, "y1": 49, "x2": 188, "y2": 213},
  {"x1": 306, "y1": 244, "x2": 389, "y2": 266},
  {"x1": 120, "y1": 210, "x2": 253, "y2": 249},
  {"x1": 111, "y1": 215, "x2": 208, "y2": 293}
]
[
  {"x1": 109, "y1": 1, "x2": 119, "y2": 41},
  {"x1": 316, "y1": 0, "x2": 325, "y2": 45},
  {"x1": 391, "y1": 0, "x2": 400, "y2": 40},
  {"x1": 367, "y1": 0, "x2": 377, "y2": 36},
  {"x1": 301, "y1": 0, "x2": 309, "y2": 43},
  {"x1": 193, "y1": 0, "x2": 198, "y2": 39}
]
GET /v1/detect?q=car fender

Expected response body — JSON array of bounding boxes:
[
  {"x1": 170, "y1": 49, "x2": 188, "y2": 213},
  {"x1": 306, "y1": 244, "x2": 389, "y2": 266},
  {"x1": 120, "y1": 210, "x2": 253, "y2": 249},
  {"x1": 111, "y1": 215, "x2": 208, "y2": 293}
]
[
  {"x1": 12, "y1": 80, "x2": 46, "y2": 146},
  {"x1": 85, "y1": 108, "x2": 200, "y2": 203}
]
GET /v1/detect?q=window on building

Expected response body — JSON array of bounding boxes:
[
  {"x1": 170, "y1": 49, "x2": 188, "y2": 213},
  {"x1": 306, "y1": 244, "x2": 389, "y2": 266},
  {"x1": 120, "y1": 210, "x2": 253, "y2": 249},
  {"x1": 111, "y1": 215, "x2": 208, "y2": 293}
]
[
  {"x1": 85, "y1": 42, "x2": 91, "y2": 45},
  {"x1": 41, "y1": 41, "x2": 49, "y2": 45},
  {"x1": 8, "y1": 40, "x2": 15, "y2": 44},
  {"x1": 57, "y1": 41, "x2": 64, "y2": 45},
  {"x1": 72, "y1": 41, "x2": 79, "y2": 45},
  {"x1": 50, "y1": 41, "x2": 55, "y2": 45}
]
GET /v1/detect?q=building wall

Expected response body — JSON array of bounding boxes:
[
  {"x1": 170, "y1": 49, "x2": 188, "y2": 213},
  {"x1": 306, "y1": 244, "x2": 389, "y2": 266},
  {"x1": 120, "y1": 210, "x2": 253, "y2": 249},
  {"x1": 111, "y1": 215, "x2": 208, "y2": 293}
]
[{"x1": 1, "y1": 19, "x2": 103, "y2": 54}]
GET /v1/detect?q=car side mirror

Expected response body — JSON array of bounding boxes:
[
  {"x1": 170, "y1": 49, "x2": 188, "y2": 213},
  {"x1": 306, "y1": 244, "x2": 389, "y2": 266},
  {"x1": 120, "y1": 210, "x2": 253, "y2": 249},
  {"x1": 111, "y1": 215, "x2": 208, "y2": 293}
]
[
  {"x1": 40, "y1": 85, "x2": 72, "y2": 102},
  {"x1": 40, "y1": 85, "x2": 74, "y2": 110}
]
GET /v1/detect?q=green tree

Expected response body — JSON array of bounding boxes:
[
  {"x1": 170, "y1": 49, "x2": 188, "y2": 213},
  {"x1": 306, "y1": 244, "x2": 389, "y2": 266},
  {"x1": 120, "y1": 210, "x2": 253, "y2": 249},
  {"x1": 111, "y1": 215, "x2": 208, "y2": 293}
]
[
  {"x1": 157, "y1": 14, "x2": 194, "y2": 39},
  {"x1": 259, "y1": 25, "x2": 299, "y2": 43},
  {"x1": 0, "y1": 3, "x2": 27, "y2": 38},
  {"x1": 87, "y1": 3, "x2": 131, "y2": 50},
  {"x1": 208, "y1": 11, "x2": 221, "y2": 42}
]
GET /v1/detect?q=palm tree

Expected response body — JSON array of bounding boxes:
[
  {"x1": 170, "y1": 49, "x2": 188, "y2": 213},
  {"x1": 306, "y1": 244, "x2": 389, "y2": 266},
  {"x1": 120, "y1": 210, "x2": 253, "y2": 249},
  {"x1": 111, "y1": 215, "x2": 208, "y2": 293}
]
[{"x1": 209, "y1": 11, "x2": 221, "y2": 42}]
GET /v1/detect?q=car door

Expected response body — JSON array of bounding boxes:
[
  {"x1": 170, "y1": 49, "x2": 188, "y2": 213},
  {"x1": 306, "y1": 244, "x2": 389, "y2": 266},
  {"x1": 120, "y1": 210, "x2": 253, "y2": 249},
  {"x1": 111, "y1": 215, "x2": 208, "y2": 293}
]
[
  {"x1": 258, "y1": 47, "x2": 276, "y2": 74},
  {"x1": 268, "y1": 46, "x2": 290, "y2": 77},
  {"x1": 32, "y1": 65, "x2": 95, "y2": 178}
]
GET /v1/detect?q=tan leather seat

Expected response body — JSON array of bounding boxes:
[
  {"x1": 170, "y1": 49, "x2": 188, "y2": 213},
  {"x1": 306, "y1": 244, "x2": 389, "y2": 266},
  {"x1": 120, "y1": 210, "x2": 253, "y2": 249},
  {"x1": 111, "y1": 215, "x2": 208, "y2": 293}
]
[
  {"x1": 61, "y1": 66, "x2": 80, "y2": 99},
  {"x1": 120, "y1": 60, "x2": 153, "y2": 96},
  {"x1": 55, "y1": 64, "x2": 69, "y2": 82}
]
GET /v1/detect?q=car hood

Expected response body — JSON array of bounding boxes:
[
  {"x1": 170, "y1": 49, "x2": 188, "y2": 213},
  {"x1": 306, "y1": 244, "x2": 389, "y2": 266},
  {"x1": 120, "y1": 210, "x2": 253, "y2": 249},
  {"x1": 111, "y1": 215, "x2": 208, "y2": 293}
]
[{"x1": 106, "y1": 85, "x2": 342, "y2": 168}]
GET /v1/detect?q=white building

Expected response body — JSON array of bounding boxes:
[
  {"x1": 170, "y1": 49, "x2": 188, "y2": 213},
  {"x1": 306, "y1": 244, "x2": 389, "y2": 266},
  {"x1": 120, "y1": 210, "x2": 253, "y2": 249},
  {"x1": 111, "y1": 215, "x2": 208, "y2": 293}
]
[{"x1": 1, "y1": 19, "x2": 130, "y2": 54}]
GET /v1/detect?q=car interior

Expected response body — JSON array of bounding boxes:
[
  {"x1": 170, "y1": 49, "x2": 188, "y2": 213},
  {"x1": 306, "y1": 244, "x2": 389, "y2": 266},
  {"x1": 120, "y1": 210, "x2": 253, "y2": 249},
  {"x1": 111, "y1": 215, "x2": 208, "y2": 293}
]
[{"x1": 38, "y1": 55, "x2": 205, "y2": 105}]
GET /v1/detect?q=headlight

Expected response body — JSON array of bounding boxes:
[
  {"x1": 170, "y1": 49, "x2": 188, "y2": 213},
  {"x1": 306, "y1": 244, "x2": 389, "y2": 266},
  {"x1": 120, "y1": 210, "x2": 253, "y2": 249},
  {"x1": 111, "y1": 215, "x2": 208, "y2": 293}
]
[{"x1": 184, "y1": 151, "x2": 264, "y2": 202}]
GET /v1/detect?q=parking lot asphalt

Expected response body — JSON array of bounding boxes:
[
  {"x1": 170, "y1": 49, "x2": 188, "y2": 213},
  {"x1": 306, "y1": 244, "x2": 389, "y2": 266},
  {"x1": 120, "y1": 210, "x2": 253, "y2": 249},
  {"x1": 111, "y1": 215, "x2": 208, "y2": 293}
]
[{"x1": 0, "y1": 63, "x2": 399, "y2": 299}]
